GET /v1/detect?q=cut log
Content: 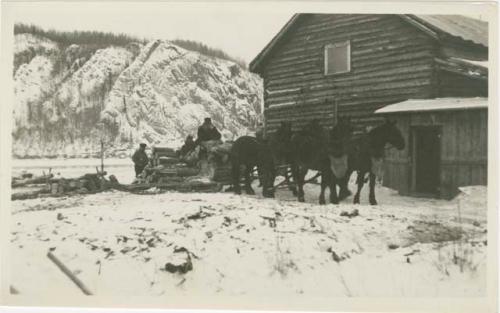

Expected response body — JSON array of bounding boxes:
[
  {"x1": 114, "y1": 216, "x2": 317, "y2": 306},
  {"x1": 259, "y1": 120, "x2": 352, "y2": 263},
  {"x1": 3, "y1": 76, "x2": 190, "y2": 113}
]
[
  {"x1": 158, "y1": 157, "x2": 181, "y2": 165},
  {"x1": 12, "y1": 173, "x2": 54, "y2": 188},
  {"x1": 11, "y1": 189, "x2": 48, "y2": 201}
]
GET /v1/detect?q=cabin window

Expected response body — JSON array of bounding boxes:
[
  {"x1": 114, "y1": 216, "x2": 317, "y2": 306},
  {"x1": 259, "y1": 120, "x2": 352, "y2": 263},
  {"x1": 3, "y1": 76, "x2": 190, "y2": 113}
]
[{"x1": 324, "y1": 41, "x2": 351, "y2": 75}]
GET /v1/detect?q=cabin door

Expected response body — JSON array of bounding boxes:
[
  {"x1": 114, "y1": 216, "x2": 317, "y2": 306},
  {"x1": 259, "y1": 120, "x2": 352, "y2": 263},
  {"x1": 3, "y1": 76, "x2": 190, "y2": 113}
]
[{"x1": 412, "y1": 126, "x2": 441, "y2": 195}]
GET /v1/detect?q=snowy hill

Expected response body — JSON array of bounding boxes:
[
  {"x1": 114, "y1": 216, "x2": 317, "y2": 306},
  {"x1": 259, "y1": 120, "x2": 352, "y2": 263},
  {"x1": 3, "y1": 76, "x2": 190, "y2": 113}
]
[{"x1": 13, "y1": 32, "x2": 263, "y2": 158}]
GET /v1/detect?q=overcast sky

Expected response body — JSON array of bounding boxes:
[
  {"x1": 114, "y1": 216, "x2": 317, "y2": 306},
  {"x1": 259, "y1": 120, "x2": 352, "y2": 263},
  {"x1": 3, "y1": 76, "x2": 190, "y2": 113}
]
[
  {"x1": 4, "y1": 2, "x2": 489, "y2": 64},
  {"x1": 7, "y1": 2, "x2": 296, "y2": 63}
]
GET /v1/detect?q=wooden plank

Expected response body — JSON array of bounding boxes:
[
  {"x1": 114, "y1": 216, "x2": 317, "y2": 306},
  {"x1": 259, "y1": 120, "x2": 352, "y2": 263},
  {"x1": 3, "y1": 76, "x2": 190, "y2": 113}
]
[{"x1": 47, "y1": 251, "x2": 93, "y2": 296}]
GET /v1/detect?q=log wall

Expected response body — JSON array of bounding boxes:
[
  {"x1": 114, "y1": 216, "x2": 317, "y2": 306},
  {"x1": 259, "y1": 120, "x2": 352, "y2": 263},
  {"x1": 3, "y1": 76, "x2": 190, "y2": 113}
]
[
  {"x1": 437, "y1": 70, "x2": 488, "y2": 97},
  {"x1": 261, "y1": 14, "x2": 437, "y2": 133}
]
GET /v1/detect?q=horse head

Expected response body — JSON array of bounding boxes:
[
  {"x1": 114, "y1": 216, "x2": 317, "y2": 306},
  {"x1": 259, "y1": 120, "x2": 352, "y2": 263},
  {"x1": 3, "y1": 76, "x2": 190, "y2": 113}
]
[{"x1": 380, "y1": 119, "x2": 405, "y2": 150}]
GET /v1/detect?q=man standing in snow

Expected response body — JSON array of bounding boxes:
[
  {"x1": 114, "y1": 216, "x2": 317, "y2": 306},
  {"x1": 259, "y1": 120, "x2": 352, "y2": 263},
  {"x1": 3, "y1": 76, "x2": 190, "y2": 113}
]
[{"x1": 132, "y1": 143, "x2": 149, "y2": 177}]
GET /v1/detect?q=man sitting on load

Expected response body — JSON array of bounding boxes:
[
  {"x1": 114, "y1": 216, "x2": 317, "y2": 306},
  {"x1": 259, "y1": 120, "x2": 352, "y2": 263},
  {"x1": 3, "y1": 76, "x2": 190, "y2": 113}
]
[
  {"x1": 178, "y1": 135, "x2": 196, "y2": 157},
  {"x1": 195, "y1": 117, "x2": 222, "y2": 156},
  {"x1": 194, "y1": 118, "x2": 223, "y2": 178},
  {"x1": 195, "y1": 117, "x2": 222, "y2": 144}
]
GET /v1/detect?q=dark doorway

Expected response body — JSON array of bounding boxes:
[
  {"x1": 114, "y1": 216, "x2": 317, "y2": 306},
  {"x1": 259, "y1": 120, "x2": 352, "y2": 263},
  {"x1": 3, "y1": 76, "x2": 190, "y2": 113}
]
[{"x1": 413, "y1": 127, "x2": 441, "y2": 195}]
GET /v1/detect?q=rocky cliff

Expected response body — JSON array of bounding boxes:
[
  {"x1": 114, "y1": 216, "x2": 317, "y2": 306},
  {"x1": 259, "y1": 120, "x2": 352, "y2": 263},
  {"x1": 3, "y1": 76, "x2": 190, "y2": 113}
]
[{"x1": 13, "y1": 33, "x2": 262, "y2": 158}]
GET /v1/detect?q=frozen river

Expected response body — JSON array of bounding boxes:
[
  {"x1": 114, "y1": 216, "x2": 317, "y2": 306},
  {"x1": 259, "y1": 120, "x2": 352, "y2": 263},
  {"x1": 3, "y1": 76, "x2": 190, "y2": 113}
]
[{"x1": 11, "y1": 158, "x2": 137, "y2": 184}]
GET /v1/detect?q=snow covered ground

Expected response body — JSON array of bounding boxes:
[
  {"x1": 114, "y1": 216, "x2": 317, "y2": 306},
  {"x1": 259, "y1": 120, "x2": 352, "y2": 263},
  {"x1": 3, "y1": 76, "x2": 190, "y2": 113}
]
[{"x1": 9, "y1": 164, "x2": 487, "y2": 298}]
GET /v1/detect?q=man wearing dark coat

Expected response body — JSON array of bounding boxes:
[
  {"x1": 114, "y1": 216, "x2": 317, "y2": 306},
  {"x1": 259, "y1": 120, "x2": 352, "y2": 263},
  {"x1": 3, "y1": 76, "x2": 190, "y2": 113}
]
[
  {"x1": 195, "y1": 118, "x2": 221, "y2": 145},
  {"x1": 132, "y1": 143, "x2": 149, "y2": 177},
  {"x1": 178, "y1": 135, "x2": 196, "y2": 157}
]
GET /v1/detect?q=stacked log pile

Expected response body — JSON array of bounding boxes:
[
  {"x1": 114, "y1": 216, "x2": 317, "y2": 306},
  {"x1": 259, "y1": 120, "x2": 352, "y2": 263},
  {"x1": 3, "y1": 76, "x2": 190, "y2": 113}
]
[{"x1": 11, "y1": 169, "x2": 118, "y2": 201}]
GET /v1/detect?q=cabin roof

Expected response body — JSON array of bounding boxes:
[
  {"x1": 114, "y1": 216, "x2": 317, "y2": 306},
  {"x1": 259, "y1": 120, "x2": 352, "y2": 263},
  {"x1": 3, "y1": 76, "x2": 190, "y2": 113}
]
[
  {"x1": 375, "y1": 97, "x2": 488, "y2": 114},
  {"x1": 250, "y1": 14, "x2": 488, "y2": 73},
  {"x1": 408, "y1": 15, "x2": 488, "y2": 47}
]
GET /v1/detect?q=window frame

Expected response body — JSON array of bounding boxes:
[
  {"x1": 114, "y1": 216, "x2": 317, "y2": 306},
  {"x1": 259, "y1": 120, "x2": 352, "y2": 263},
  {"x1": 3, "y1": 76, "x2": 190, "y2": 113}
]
[{"x1": 324, "y1": 40, "x2": 351, "y2": 76}]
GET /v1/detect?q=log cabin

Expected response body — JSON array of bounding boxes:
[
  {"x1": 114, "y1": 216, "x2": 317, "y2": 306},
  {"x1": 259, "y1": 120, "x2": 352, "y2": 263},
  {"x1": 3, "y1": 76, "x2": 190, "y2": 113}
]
[{"x1": 249, "y1": 14, "x2": 488, "y2": 134}]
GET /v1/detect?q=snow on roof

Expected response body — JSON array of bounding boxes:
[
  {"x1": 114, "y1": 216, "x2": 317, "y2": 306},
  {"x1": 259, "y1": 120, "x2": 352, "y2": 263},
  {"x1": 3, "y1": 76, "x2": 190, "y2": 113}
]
[
  {"x1": 375, "y1": 98, "x2": 488, "y2": 114},
  {"x1": 411, "y1": 15, "x2": 488, "y2": 47},
  {"x1": 452, "y1": 58, "x2": 488, "y2": 69}
]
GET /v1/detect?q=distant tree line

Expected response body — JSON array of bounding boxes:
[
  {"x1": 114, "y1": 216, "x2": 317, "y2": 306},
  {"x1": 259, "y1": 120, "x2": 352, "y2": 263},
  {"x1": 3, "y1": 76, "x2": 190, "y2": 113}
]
[
  {"x1": 171, "y1": 39, "x2": 247, "y2": 68},
  {"x1": 15, "y1": 23, "x2": 247, "y2": 68},
  {"x1": 14, "y1": 23, "x2": 145, "y2": 47}
]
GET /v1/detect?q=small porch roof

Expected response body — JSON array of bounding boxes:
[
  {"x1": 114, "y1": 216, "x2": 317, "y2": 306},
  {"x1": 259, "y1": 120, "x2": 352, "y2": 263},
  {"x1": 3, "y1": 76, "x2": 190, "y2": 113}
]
[{"x1": 375, "y1": 97, "x2": 488, "y2": 114}]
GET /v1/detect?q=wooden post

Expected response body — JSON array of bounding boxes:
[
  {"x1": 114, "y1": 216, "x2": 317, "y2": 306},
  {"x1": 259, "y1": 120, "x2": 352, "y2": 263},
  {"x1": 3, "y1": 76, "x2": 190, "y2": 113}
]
[
  {"x1": 100, "y1": 139, "x2": 104, "y2": 174},
  {"x1": 47, "y1": 251, "x2": 93, "y2": 295}
]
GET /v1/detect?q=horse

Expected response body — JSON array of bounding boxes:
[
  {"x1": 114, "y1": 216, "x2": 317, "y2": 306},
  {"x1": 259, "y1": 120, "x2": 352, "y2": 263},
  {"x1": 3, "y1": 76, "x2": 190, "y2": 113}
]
[
  {"x1": 290, "y1": 118, "x2": 353, "y2": 204},
  {"x1": 323, "y1": 117, "x2": 354, "y2": 204},
  {"x1": 230, "y1": 136, "x2": 276, "y2": 198},
  {"x1": 346, "y1": 119, "x2": 405, "y2": 205},
  {"x1": 263, "y1": 121, "x2": 296, "y2": 195},
  {"x1": 230, "y1": 122, "x2": 294, "y2": 198}
]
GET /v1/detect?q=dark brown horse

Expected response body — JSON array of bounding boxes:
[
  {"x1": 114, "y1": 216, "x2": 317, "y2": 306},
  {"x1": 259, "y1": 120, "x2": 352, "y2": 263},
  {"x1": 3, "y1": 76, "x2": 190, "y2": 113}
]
[
  {"x1": 345, "y1": 120, "x2": 405, "y2": 205},
  {"x1": 230, "y1": 122, "x2": 294, "y2": 198},
  {"x1": 263, "y1": 121, "x2": 296, "y2": 195},
  {"x1": 323, "y1": 117, "x2": 354, "y2": 204},
  {"x1": 230, "y1": 136, "x2": 275, "y2": 197},
  {"x1": 290, "y1": 118, "x2": 353, "y2": 204}
]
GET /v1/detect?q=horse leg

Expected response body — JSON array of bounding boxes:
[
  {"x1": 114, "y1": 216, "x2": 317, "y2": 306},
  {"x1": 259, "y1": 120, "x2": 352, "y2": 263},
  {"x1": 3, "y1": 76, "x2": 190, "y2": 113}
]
[
  {"x1": 353, "y1": 171, "x2": 365, "y2": 204},
  {"x1": 291, "y1": 163, "x2": 305, "y2": 202},
  {"x1": 319, "y1": 172, "x2": 327, "y2": 205},
  {"x1": 298, "y1": 167, "x2": 308, "y2": 202},
  {"x1": 232, "y1": 160, "x2": 241, "y2": 195},
  {"x1": 330, "y1": 174, "x2": 339, "y2": 205},
  {"x1": 338, "y1": 170, "x2": 352, "y2": 200},
  {"x1": 244, "y1": 164, "x2": 255, "y2": 195},
  {"x1": 369, "y1": 172, "x2": 377, "y2": 205},
  {"x1": 285, "y1": 167, "x2": 297, "y2": 196},
  {"x1": 257, "y1": 166, "x2": 263, "y2": 187},
  {"x1": 266, "y1": 167, "x2": 277, "y2": 198}
]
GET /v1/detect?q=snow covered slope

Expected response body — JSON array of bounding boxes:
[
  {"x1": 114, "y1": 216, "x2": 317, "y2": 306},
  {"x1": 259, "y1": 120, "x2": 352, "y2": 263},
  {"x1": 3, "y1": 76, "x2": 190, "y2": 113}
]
[{"x1": 13, "y1": 33, "x2": 262, "y2": 158}]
